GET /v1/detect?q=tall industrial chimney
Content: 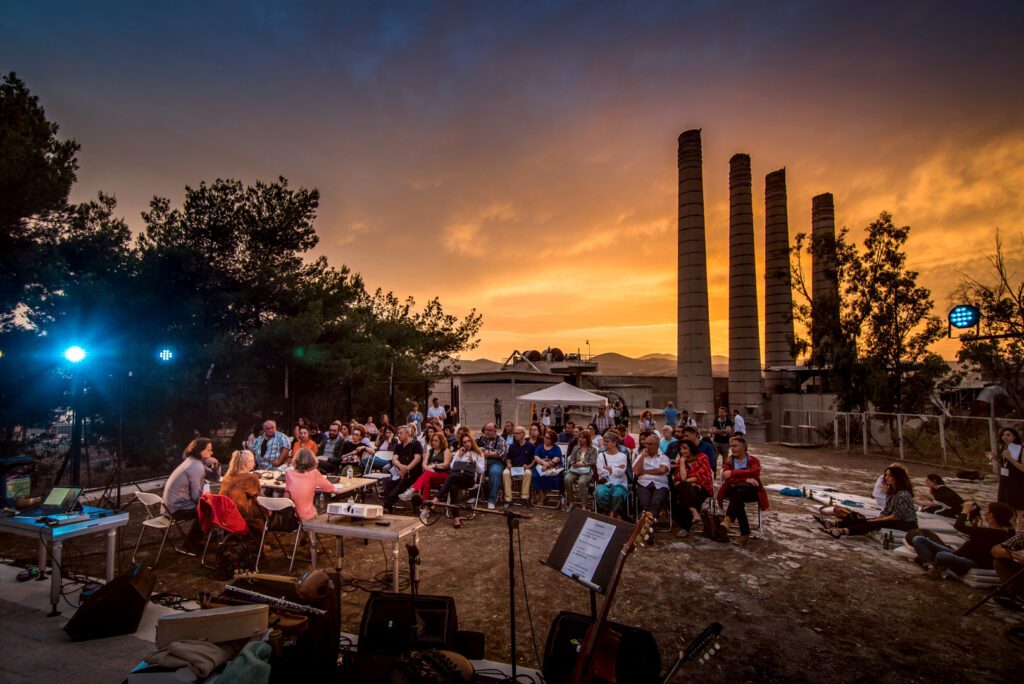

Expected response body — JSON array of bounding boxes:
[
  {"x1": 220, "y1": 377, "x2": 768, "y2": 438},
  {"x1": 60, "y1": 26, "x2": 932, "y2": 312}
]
[
  {"x1": 727, "y1": 153, "x2": 763, "y2": 437},
  {"x1": 676, "y1": 130, "x2": 715, "y2": 425},
  {"x1": 811, "y1": 193, "x2": 840, "y2": 356},
  {"x1": 764, "y1": 168, "x2": 795, "y2": 369}
]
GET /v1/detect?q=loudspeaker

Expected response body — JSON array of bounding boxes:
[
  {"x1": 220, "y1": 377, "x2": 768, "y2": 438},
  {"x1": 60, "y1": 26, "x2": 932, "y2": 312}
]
[
  {"x1": 64, "y1": 563, "x2": 156, "y2": 641},
  {"x1": 359, "y1": 592, "x2": 459, "y2": 656},
  {"x1": 543, "y1": 611, "x2": 661, "y2": 684}
]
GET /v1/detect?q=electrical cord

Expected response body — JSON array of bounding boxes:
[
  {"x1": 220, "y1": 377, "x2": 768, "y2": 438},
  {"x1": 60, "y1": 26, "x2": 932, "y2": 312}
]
[
  {"x1": 515, "y1": 525, "x2": 544, "y2": 675},
  {"x1": 35, "y1": 527, "x2": 92, "y2": 610}
]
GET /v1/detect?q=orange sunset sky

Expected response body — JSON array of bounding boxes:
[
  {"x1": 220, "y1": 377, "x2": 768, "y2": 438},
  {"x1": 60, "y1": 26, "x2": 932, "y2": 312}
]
[{"x1": 4, "y1": 2, "x2": 1024, "y2": 362}]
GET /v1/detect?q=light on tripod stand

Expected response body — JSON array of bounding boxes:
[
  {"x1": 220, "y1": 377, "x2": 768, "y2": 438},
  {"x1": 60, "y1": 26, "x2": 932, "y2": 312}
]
[{"x1": 64, "y1": 345, "x2": 87, "y2": 363}]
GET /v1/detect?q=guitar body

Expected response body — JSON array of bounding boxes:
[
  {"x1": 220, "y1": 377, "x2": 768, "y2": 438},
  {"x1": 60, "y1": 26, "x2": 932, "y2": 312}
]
[{"x1": 543, "y1": 611, "x2": 661, "y2": 684}]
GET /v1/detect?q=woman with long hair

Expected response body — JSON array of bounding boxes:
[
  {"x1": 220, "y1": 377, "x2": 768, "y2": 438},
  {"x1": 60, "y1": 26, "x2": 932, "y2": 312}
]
[
  {"x1": 563, "y1": 429, "x2": 597, "y2": 510},
  {"x1": 595, "y1": 431, "x2": 630, "y2": 518},
  {"x1": 989, "y1": 426, "x2": 1024, "y2": 513},
  {"x1": 826, "y1": 466, "x2": 917, "y2": 537},
  {"x1": 284, "y1": 448, "x2": 335, "y2": 522},
  {"x1": 673, "y1": 439, "x2": 713, "y2": 537},
  {"x1": 402, "y1": 432, "x2": 452, "y2": 503},
  {"x1": 220, "y1": 449, "x2": 263, "y2": 530},
  {"x1": 432, "y1": 434, "x2": 483, "y2": 528},
  {"x1": 532, "y1": 429, "x2": 564, "y2": 505},
  {"x1": 912, "y1": 500, "x2": 1015, "y2": 578},
  {"x1": 162, "y1": 437, "x2": 222, "y2": 550}
]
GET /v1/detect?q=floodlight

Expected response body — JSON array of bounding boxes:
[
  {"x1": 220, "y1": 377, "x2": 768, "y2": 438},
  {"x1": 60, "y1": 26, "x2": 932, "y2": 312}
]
[
  {"x1": 948, "y1": 305, "x2": 981, "y2": 330},
  {"x1": 63, "y1": 346, "x2": 87, "y2": 363},
  {"x1": 158, "y1": 348, "x2": 175, "y2": 362}
]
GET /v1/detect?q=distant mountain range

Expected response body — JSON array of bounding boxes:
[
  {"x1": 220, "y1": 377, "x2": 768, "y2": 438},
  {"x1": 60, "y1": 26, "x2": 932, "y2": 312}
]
[{"x1": 452, "y1": 353, "x2": 730, "y2": 377}]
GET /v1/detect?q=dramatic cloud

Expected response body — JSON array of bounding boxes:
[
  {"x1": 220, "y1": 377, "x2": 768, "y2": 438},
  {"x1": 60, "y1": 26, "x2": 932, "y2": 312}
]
[{"x1": 4, "y1": 1, "x2": 1023, "y2": 359}]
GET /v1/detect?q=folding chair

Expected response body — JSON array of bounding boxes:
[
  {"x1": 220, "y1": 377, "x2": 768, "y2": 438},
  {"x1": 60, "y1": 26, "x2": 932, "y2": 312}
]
[
  {"x1": 361, "y1": 450, "x2": 394, "y2": 502},
  {"x1": 717, "y1": 496, "x2": 764, "y2": 539},
  {"x1": 255, "y1": 496, "x2": 301, "y2": 572},
  {"x1": 632, "y1": 484, "x2": 673, "y2": 531},
  {"x1": 131, "y1": 491, "x2": 184, "y2": 568},
  {"x1": 447, "y1": 470, "x2": 482, "y2": 520},
  {"x1": 198, "y1": 495, "x2": 252, "y2": 568}
]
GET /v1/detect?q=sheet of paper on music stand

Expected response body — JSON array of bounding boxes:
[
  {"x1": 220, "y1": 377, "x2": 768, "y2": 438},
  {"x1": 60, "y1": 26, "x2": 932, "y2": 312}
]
[
  {"x1": 561, "y1": 517, "x2": 616, "y2": 584},
  {"x1": 510, "y1": 466, "x2": 525, "y2": 477}
]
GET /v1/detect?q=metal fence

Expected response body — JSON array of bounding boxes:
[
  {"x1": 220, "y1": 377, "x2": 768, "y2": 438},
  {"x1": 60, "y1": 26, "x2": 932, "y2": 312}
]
[{"x1": 789, "y1": 409, "x2": 1024, "y2": 469}]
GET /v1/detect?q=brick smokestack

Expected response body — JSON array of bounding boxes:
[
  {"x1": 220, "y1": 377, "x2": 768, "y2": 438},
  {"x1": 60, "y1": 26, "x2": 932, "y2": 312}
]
[
  {"x1": 676, "y1": 130, "x2": 715, "y2": 424},
  {"x1": 727, "y1": 153, "x2": 762, "y2": 425},
  {"x1": 811, "y1": 193, "x2": 840, "y2": 356},
  {"x1": 764, "y1": 168, "x2": 795, "y2": 369}
]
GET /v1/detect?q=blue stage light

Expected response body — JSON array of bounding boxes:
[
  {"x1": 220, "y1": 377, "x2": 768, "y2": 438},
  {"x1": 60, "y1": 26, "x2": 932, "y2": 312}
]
[
  {"x1": 948, "y1": 305, "x2": 981, "y2": 330},
  {"x1": 63, "y1": 346, "x2": 87, "y2": 363},
  {"x1": 158, "y1": 348, "x2": 174, "y2": 362}
]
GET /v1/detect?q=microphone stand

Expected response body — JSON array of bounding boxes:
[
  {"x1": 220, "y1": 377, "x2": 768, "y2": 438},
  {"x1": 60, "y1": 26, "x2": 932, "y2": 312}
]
[{"x1": 416, "y1": 494, "x2": 532, "y2": 679}]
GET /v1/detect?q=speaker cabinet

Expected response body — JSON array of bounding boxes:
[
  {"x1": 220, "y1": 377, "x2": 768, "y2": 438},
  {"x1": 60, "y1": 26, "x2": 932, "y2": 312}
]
[
  {"x1": 64, "y1": 564, "x2": 156, "y2": 641},
  {"x1": 359, "y1": 591, "x2": 459, "y2": 656}
]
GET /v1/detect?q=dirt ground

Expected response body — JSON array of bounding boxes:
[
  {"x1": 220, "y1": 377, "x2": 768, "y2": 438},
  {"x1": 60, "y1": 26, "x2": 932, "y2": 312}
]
[{"x1": 2, "y1": 444, "x2": 1021, "y2": 683}]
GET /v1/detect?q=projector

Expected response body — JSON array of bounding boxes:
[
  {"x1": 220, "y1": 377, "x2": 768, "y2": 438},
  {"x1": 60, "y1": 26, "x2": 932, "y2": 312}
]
[{"x1": 326, "y1": 502, "x2": 384, "y2": 519}]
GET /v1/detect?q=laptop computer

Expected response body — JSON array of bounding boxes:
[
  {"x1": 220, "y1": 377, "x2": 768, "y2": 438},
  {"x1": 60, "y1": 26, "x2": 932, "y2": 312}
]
[{"x1": 18, "y1": 486, "x2": 84, "y2": 518}]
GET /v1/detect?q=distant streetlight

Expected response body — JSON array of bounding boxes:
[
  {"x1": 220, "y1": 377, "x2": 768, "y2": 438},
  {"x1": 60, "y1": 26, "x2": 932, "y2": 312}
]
[{"x1": 64, "y1": 345, "x2": 87, "y2": 363}]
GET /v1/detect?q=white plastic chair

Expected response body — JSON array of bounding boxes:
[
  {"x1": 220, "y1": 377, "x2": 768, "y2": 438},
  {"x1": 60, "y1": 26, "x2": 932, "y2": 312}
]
[
  {"x1": 131, "y1": 491, "x2": 180, "y2": 568},
  {"x1": 255, "y1": 496, "x2": 302, "y2": 573}
]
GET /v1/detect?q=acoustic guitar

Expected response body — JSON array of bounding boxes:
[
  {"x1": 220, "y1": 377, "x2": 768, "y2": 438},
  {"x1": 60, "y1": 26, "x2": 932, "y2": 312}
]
[{"x1": 567, "y1": 511, "x2": 656, "y2": 684}]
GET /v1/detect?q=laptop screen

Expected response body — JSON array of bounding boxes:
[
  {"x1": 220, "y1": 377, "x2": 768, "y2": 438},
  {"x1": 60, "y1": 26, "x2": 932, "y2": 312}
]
[{"x1": 43, "y1": 487, "x2": 82, "y2": 509}]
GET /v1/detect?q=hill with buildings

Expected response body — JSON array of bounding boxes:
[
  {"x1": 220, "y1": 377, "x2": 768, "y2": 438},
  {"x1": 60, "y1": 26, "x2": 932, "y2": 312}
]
[{"x1": 451, "y1": 353, "x2": 730, "y2": 376}]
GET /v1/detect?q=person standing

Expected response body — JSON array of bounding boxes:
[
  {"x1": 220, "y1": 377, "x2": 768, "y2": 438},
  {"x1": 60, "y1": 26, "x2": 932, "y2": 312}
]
[
  {"x1": 989, "y1": 427, "x2": 1024, "y2": 514},
  {"x1": 494, "y1": 398, "x2": 503, "y2": 424},
  {"x1": 663, "y1": 402, "x2": 679, "y2": 428},
  {"x1": 251, "y1": 420, "x2": 292, "y2": 469},
  {"x1": 406, "y1": 402, "x2": 424, "y2": 432},
  {"x1": 710, "y1": 407, "x2": 733, "y2": 462},
  {"x1": 427, "y1": 397, "x2": 446, "y2": 424},
  {"x1": 553, "y1": 404, "x2": 563, "y2": 431},
  {"x1": 592, "y1": 404, "x2": 614, "y2": 435},
  {"x1": 732, "y1": 409, "x2": 747, "y2": 436}
]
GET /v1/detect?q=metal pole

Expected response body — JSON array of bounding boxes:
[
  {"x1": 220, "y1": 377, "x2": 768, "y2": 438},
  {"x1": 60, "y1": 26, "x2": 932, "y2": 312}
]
[
  {"x1": 862, "y1": 412, "x2": 869, "y2": 455},
  {"x1": 938, "y1": 415, "x2": 947, "y2": 467},
  {"x1": 69, "y1": 372, "x2": 83, "y2": 487},
  {"x1": 833, "y1": 414, "x2": 839, "y2": 451},
  {"x1": 897, "y1": 414, "x2": 905, "y2": 461}
]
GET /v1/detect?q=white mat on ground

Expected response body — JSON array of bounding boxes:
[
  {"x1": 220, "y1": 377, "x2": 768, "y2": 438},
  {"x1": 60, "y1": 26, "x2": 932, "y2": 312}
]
[{"x1": 889, "y1": 547, "x2": 999, "y2": 588}]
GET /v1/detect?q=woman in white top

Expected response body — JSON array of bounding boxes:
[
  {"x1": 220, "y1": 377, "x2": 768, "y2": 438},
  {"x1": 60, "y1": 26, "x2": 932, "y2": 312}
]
[
  {"x1": 633, "y1": 434, "x2": 671, "y2": 523},
  {"x1": 432, "y1": 434, "x2": 483, "y2": 529},
  {"x1": 595, "y1": 431, "x2": 630, "y2": 518}
]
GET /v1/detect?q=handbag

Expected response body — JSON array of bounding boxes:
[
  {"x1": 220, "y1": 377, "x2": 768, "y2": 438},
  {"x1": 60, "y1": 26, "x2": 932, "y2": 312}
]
[{"x1": 451, "y1": 460, "x2": 476, "y2": 475}]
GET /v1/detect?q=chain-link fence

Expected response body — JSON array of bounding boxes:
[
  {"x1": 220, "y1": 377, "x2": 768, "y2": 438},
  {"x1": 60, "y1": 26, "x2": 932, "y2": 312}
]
[{"x1": 789, "y1": 409, "x2": 1024, "y2": 469}]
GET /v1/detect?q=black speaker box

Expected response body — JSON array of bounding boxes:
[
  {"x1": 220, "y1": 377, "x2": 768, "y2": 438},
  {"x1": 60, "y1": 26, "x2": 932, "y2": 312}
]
[
  {"x1": 543, "y1": 610, "x2": 661, "y2": 684},
  {"x1": 64, "y1": 563, "x2": 156, "y2": 641},
  {"x1": 359, "y1": 591, "x2": 459, "y2": 656}
]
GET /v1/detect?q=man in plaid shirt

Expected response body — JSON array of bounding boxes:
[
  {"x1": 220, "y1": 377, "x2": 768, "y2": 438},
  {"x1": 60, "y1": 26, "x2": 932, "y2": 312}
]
[{"x1": 251, "y1": 420, "x2": 292, "y2": 469}]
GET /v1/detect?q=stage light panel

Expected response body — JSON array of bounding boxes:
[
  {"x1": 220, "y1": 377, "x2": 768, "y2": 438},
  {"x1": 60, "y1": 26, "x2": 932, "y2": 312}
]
[{"x1": 948, "y1": 304, "x2": 981, "y2": 329}]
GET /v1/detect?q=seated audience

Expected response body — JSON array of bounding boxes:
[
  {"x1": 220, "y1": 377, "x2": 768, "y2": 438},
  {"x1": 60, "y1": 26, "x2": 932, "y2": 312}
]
[
  {"x1": 639, "y1": 410, "x2": 655, "y2": 432},
  {"x1": 595, "y1": 431, "x2": 630, "y2": 518},
  {"x1": 633, "y1": 434, "x2": 671, "y2": 527},
  {"x1": 504, "y1": 426, "x2": 535, "y2": 506},
  {"x1": 290, "y1": 426, "x2": 319, "y2": 461},
  {"x1": 826, "y1": 465, "x2": 916, "y2": 538},
  {"x1": 563, "y1": 429, "x2": 598, "y2": 510},
  {"x1": 163, "y1": 438, "x2": 222, "y2": 551},
  {"x1": 912, "y1": 500, "x2": 1014, "y2": 578},
  {"x1": 659, "y1": 424, "x2": 676, "y2": 454},
  {"x1": 502, "y1": 420, "x2": 516, "y2": 446},
  {"x1": 381, "y1": 426, "x2": 424, "y2": 512},
  {"x1": 557, "y1": 421, "x2": 575, "y2": 443},
  {"x1": 338, "y1": 425, "x2": 375, "y2": 471},
  {"x1": 532, "y1": 429, "x2": 564, "y2": 505},
  {"x1": 318, "y1": 421, "x2": 345, "y2": 467},
  {"x1": 401, "y1": 432, "x2": 451, "y2": 502},
  {"x1": 364, "y1": 415, "x2": 379, "y2": 439},
  {"x1": 375, "y1": 425, "x2": 400, "y2": 454},
  {"x1": 251, "y1": 420, "x2": 292, "y2": 469},
  {"x1": 920, "y1": 473, "x2": 964, "y2": 518},
  {"x1": 220, "y1": 449, "x2": 262, "y2": 531},
  {"x1": 682, "y1": 425, "x2": 717, "y2": 476},
  {"x1": 433, "y1": 434, "x2": 484, "y2": 528},
  {"x1": 716, "y1": 436, "x2": 769, "y2": 545},
  {"x1": 477, "y1": 422, "x2": 508, "y2": 510},
  {"x1": 673, "y1": 439, "x2": 714, "y2": 537},
  {"x1": 284, "y1": 448, "x2": 334, "y2": 522}
]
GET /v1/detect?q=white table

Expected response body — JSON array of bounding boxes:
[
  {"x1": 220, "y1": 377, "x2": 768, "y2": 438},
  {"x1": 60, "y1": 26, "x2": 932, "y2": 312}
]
[
  {"x1": 255, "y1": 473, "x2": 377, "y2": 498},
  {"x1": 300, "y1": 513, "x2": 423, "y2": 591},
  {"x1": 0, "y1": 505, "x2": 129, "y2": 616}
]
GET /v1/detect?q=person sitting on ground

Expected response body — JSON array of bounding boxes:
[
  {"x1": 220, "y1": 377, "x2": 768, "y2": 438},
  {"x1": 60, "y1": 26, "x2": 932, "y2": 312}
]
[
  {"x1": 381, "y1": 426, "x2": 424, "y2": 512},
  {"x1": 284, "y1": 448, "x2": 335, "y2": 522},
  {"x1": 477, "y1": 422, "x2": 508, "y2": 510},
  {"x1": 826, "y1": 465, "x2": 917, "y2": 538},
  {"x1": 871, "y1": 462, "x2": 906, "y2": 508},
  {"x1": 504, "y1": 426, "x2": 535, "y2": 507},
  {"x1": 531, "y1": 429, "x2": 564, "y2": 505},
  {"x1": 220, "y1": 449, "x2": 263, "y2": 531},
  {"x1": 431, "y1": 433, "x2": 483, "y2": 528},
  {"x1": 563, "y1": 429, "x2": 598, "y2": 511},
  {"x1": 992, "y1": 511, "x2": 1024, "y2": 608},
  {"x1": 912, "y1": 500, "x2": 1014, "y2": 578},
  {"x1": 595, "y1": 431, "x2": 630, "y2": 518},
  {"x1": 989, "y1": 426, "x2": 1024, "y2": 514},
  {"x1": 673, "y1": 439, "x2": 714, "y2": 538},
  {"x1": 920, "y1": 473, "x2": 964, "y2": 518},
  {"x1": 633, "y1": 434, "x2": 671, "y2": 527},
  {"x1": 682, "y1": 425, "x2": 718, "y2": 476},
  {"x1": 716, "y1": 436, "x2": 769, "y2": 545},
  {"x1": 251, "y1": 420, "x2": 292, "y2": 469},
  {"x1": 401, "y1": 432, "x2": 451, "y2": 503},
  {"x1": 163, "y1": 437, "x2": 222, "y2": 551}
]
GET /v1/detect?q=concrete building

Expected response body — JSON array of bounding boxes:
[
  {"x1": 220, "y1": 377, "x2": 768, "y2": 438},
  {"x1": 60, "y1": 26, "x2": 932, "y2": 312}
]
[
  {"x1": 764, "y1": 168, "x2": 796, "y2": 371},
  {"x1": 811, "y1": 192, "x2": 840, "y2": 356}
]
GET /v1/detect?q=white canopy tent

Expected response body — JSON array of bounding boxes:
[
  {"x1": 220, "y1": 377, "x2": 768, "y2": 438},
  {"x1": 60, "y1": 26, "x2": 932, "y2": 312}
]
[{"x1": 514, "y1": 382, "x2": 606, "y2": 424}]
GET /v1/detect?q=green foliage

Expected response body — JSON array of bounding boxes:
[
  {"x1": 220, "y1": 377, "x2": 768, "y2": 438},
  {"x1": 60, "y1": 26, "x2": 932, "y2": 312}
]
[
  {"x1": 791, "y1": 211, "x2": 949, "y2": 412},
  {"x1": 955, "y1": 230, "x2": 1024, "y2": 417}
]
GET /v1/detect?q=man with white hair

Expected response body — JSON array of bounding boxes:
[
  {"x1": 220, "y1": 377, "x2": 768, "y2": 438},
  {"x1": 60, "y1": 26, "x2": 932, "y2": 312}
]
[{"x1": 251, "y1": 420, "x2": 291, "y2": 469}]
